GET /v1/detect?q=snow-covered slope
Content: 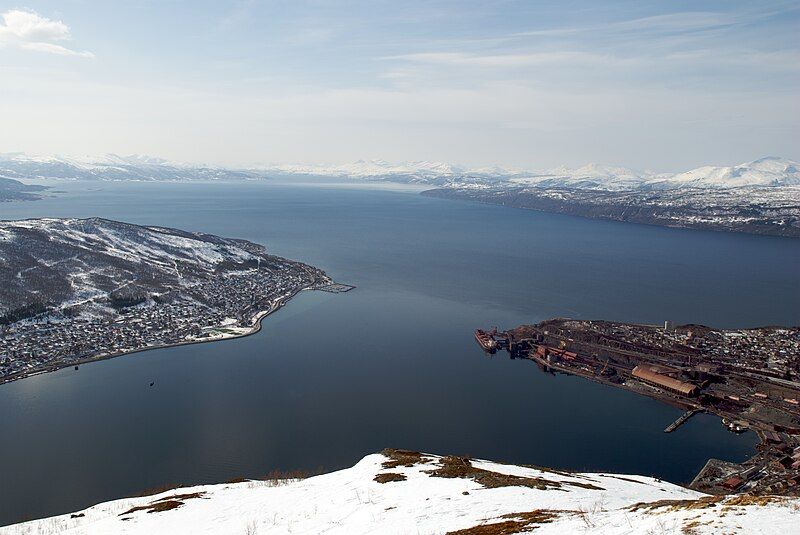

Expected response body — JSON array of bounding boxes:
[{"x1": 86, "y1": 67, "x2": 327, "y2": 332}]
[
  {"x1": 660, "y1": 157, "x2": 800, "y2": 189},
  {"x1": 508, "y1": 158, "x2": 800, "y2": 191},
  {"x1": 3, "y1": 152, "x2": 798, "y2": 191},
  {"x1": 261, "y1": 159, "x2": 520, "y2": 186},
  {"x1": 0, "y1": 153, "x2": 258, "y2": 182},
  {"x1": 0, "y1": 217, "x2": 316, "y2": 317},
  {"x1": 3, "y1": 450, "x2": 796, "y2": 534},
  {"x1": 509, "y1": 163, "x2": 663, "y2": 190},
  {"x1": 266, "y1": 159, "x2": 465, "y2": 179},
  {"x1": 259, "y1": 157, "x2": 800, "y2": 191}
]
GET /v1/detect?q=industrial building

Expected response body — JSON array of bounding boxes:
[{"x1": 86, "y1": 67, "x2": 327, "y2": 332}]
[{"x1": 632, "y1": 365, "x2": 699, "y2": 397}]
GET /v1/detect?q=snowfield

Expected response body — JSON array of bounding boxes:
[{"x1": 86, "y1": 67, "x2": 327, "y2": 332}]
[
  {"x1": 665, "y1": 157, "x2": 800, "y2": 189},
  {"x1": 2, "y1": 450, "x2": 797, "y2": 534},
  {"x1": 509, "y1": 157, "x2": 800, "y2": 191}
]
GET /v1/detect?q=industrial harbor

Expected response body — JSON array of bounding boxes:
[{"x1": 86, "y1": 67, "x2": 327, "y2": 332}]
[{"x1": 475, "y1": 319, "x2": 800, "y2": 496}]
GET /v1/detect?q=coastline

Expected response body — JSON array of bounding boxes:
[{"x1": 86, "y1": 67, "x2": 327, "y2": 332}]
[
  {"x1": 483, "y1": 320, "x2": 800, "y2": 495},
  {"x1": 0, "y1": 286, "x2": 313, "y2": 387},
  {"x1": 421, "y1": 188, "x2": 800, "y2": 239}
]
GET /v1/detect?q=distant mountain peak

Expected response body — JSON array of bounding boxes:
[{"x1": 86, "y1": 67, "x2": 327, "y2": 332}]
[
  {"x1": 0, "y1": 152, "x2": 258, "y2": 181},
  {"x1": 666, "y1": 157, "x2": 800, "y2": 188},
  {"x1": 2, "y1": 152, "x2": 797, "y2": 190}
]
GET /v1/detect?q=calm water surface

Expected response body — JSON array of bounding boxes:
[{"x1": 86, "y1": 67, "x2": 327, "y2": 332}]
[{"x1": 0, "y1": 181, "x2": 797, "y2": 525}]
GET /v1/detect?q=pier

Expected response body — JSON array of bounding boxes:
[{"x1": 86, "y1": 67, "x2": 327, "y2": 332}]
[
  {"x1": 664, "y1": 409, "x2": 702, "y2": 433},
  {"x1": 315, "y1": 283, "x2": 356, "y2": 293}
]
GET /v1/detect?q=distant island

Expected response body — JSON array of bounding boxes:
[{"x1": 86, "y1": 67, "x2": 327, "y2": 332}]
[
  {"x1": 0, "y1": 177, "x2": 47, "y2": 202},
  {"x1": 0, "y1": 218, "x2": 340, "y2": 384},
  {"x1": 475, "y1": 319, "x2": 800, "y2": 496}
]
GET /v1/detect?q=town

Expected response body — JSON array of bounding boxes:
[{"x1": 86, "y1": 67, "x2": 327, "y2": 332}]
[
  {"x1": 0, "y1": 264, "x2": 331, "y2": 384},
  {"x1": 475, "y1": 318, "x2": 800, "y2": 495}
]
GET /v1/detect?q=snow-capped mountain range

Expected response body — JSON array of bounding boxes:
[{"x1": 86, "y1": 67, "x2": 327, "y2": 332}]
[
  {"x1": 2, "y1": 152, "x2": 798, "y2": 190},
  {"x1": 2, "y1": 450, "x2": 796, "y2": 534},
  {"x1": 263, "y1": 156, "x2": 800, "y2": 190},
  {"x1": 666, "y1": 156, "x2": 800, "y2": 189},
  {"x1": 501, "y1": 157, "x2": 800, "y2": 190},
  {"x1": 0, "y1": 152, "x2": 258, "y2": 182}
]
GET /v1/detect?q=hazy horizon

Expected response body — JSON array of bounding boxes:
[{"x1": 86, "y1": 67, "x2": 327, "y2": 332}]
[
  {"x1": 2, "y1": 150, "x2": 799, "y2": 176},
  {"x1": 1, "y1": 1, "x2": 799, "y2": 171}
]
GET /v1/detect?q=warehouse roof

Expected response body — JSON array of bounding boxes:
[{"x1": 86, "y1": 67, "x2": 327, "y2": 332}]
[{"x1": 632, "y1": 365, "x2": 698, "y2": 396}]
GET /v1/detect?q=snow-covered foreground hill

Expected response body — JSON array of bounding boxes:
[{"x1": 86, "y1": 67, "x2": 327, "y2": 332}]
[{"x1": 3, "y1": 450, "x2": 797, "y2": 534}]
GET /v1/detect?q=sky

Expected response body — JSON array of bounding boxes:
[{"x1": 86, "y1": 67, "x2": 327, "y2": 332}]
[{"x1": 0, "y1": 1, "x2": 798, "y2": 171}]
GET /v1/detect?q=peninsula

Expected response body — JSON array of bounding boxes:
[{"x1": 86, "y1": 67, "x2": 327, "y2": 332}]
[
  {"x1": 0, "y1": 177, "x2": 47, "y2": 202},
  {"x1": 0, "y1": 218, "x2": 340, "y2": 384}
]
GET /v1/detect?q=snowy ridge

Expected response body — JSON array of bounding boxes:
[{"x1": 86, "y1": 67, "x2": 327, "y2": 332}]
[
  {"x1": 506, "y1": 158, "x2": 800, "y2": 191},
  {"x1": 2, "y1": 218, "x2": 257, "y2": 277},
  {"x1": 662, "y1": 156, "x2": 800, "y2": 189},
  {"x1": 0, "y1": 153, "x2": 259, "y2": 182},
  {"x1": 2, "y1": 152, "x2": 798, "y2": 190},
  {"x1": 0, "y1": 218, "x2": 273, "y2": 317},
  {"x1": 2, "y1": 450, "x2": 796, "y2": 534},
  {"x1": 266, "y1": 159, "x2": 464, "y2": 178},
  {"x1": 508, "y1": 163, "x2": 664, "y2": 191},
  {"x1": 261, "y1": 157, "x2": 800, "y2": 191}
]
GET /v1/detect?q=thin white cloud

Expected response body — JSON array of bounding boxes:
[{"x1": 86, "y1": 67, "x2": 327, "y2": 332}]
[
  {"x1": 387, "y1": 51, "x2": 630, "y2": 68},
  {"x1": 0, "y1": 9, "x2": 94, "y2": 58},
  {"x1": 514, "y1": 5, "x2": 800, "y2": 40},
  {"x1": 21, "y1": 41, "x2": 94, "y2": 58},
  {"x1": 516, "y1": 12, "x2": 738, "y2": 38}
]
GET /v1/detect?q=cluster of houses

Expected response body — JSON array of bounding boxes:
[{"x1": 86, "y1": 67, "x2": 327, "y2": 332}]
[
  {"x1": 0, "y1": 263, "x2": 324, "y2": 381},
  {"x1": 688, "y1": 327, "x2": 800, "y2": 380}
]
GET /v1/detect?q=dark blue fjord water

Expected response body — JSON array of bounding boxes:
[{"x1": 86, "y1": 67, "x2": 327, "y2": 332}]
[{"x1": 0, "y1": 180, "x2": 798, "y2": 525}]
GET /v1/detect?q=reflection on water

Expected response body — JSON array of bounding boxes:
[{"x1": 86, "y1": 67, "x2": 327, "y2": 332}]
[{"x1": 1, "y1": 180, "x2": 796, "y2": 525}]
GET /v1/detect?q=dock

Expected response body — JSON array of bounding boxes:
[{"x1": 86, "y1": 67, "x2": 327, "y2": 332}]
[
  {"x1": 664, "y1": 409, "x2": 702, "y2": 433},
  {"x1": 315, "y1": 283, "x2": 356, "y2": 293}
]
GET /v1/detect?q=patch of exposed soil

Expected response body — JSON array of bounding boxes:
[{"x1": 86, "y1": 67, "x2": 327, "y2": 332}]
[
  {"x1": 381, "y1": 448, "x2": 430, "y2": 469},
  {"x1": 121, "y1": 500, "x2": 185, "y2": 515},
  {"x1": 374, "y1": 473, "x2": 407, "y2": 484},
  {"x1": 426, "y1": 456, "x2": 602, "y2": 491},
  {"x1": 605, "y1": 475, "x2": 646, "y2": 484},
  {"x1": 120, "y1": 492, "x2": 206, "y2": 515},
  {"x1": 445, "y1": 509, "x2": 562, "y2": 534},
  {"x1": 629, "y1": 496, "x2": 723, "y2": 513}
]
